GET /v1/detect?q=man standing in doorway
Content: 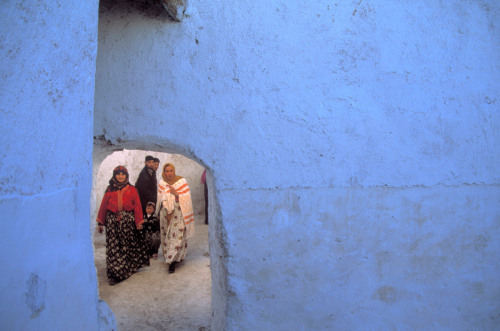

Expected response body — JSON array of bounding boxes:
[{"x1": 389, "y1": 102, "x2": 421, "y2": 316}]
[
  {"x1": 135, "y1": 155, "x2": 158, "y2": 214},
  {"x1": 152, "y1": 157, "x2": 160, "y2": 173}
]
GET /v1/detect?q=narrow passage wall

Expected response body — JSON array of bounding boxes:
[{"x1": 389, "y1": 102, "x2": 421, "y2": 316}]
[
  {"x1": 94, "y1": 1, "x2": 499, "y2": 329},
  {"x1": 0, "y1": 1, "x2": 104, "y2": 330}
]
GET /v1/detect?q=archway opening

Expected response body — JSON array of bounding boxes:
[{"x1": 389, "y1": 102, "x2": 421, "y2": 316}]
[
  {"x1": 92, "y1": 0, "x2": 228, "y2": 328},
  {"x1": 91, "y1": 147, "x2": 224, "y2": 330}
]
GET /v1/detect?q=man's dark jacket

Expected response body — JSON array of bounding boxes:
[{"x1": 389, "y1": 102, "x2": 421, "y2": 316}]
[{"x1": 135, "y1": 167, "x2": 157, "y2": 213}]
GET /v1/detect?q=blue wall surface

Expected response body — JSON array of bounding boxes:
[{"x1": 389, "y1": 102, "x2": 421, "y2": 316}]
[
  {"x1": 0, "y1": 0, "x2": 498, "y2": 329},
  {"x1": 0, "y1": 1, "x2": 103, "y2": 329}
]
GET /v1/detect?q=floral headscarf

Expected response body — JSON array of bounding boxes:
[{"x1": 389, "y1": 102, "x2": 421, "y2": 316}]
[{"x1": 106, "y1": 165, "x2": 130, "y2": 192}]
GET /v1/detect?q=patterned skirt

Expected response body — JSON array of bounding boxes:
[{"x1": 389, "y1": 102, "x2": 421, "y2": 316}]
[
  {"x1": 160, "y1": 202, "x2": 188, "y2": 265},
  {"x1": 105, "y1": 210, "x2": 150, "y2": 282}
]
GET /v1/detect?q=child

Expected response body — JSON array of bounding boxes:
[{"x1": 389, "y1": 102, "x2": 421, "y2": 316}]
[{"x1": 143, "y1": 202, "x2": 161, "y2": 258}]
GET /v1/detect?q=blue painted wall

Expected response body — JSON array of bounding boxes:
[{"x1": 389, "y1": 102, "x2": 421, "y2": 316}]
[
  {"x1": 0, "y1": 0, "x2": 498, "y2": 329},
  {"x1": 94, "y1": 1, "x2": 499, "y2": 329},
  {"x1": 0, "y1": 1, "x2": 103, "y2": 329}
]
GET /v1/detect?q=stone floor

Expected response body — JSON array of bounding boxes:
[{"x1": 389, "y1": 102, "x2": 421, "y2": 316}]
[{"x1": 93, "y1": 218, "x2": 211, "y2": 331}]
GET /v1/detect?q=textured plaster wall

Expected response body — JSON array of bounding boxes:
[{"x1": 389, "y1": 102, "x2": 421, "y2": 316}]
[
  {"x1": 94, "y1": 0, "x2": 499, "y2": 330},
  {"x1": 0, "y1": 0, "x2": 107, "y2": 330}
]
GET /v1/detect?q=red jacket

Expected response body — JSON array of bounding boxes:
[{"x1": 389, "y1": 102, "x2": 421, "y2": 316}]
[{"x1": 97, "y1": 185, "x2": 144, "y2": 226}]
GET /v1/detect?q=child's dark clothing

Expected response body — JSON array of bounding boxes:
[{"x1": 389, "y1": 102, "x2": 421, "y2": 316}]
[{"x1": 143, "y1": 213, "x2": 161, "y2": 257}]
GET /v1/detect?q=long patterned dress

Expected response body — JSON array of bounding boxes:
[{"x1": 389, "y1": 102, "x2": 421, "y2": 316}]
[
  {"x1": 160, "y1": 202, "x2": 188, "y2": 264},
  {"x1": 105, "y1": 210, "x2": 149, "y2": 281},
  {"x1": 158, "y1": 175, "x2": 195, "y2": 265},
  {"x1": 97, "y1": 185, "x2": 149, "y2": 282}
]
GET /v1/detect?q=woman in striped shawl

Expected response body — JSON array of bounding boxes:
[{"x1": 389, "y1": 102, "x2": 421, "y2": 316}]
[{"x1": 157, "y1": 163, "x2": 195, "y2": 273}]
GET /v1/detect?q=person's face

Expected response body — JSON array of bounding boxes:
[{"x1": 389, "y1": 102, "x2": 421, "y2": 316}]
[
  {"x1": 145, "y1": 160, "x2": 155, "y2": 170},
  {"x1": 115, "y1": 172, "x2": 127, "y2": 183},
  {"x1": 152, "y1": 162, "x2": 159, "y2": 171},
  {"x1": 146, "y1": 205, "x2": 155, "y2": 214},
  {"x1": 164, "y1": 166, "x2": 175, "y2": 180}
]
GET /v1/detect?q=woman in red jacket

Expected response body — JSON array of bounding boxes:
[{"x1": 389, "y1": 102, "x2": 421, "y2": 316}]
[{"x1": 97, "y1": 165, "x2": 149, "y2": 285}]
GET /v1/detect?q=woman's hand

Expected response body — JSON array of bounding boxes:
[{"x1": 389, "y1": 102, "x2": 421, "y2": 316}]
[
  {"x1": 168, "y1": 185, "x2": 178, "y2": 197},
  {"x1": 98, "y1": 224, "x2": 104, "y2": 233},
  {"x1": 136, "y1": 224, "x2": 143, "y2": 230}
]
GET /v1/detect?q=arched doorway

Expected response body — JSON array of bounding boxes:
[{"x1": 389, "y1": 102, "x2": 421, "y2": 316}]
[
  {"x1": 93, "y1": 0, "x2": 229, "y2": 328},
  {"x1": 92, "y1": 149, "x2": 212, "y2": 329}
]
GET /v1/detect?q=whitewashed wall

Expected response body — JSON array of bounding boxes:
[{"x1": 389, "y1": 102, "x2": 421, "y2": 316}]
[
  {"x1": 94, "y1": 1, "x2": 500, "y2": 330},
  {"x1": 0, "y1": 0, "x2": 107, "y2": 330}
]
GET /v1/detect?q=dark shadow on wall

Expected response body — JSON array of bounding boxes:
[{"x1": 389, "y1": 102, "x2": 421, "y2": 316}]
[{"x1": 99, "y1": 0, "x2": 173, "y2": 21}]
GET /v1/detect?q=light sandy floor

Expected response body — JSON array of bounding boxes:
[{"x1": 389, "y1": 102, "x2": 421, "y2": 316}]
[{"x1": 94, "y1": 218, "x2": 211, "y2": 331}]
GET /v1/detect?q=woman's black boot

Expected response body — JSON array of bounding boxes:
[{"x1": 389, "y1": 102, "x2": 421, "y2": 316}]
[{"x1": 168, "y1": 261, "x2": 176, "y2": 274}]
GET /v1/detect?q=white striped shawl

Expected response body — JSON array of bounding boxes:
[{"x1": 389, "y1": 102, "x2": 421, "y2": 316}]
[{"x1": 157, "y1": 178, "x2": 195, "y2": 238}]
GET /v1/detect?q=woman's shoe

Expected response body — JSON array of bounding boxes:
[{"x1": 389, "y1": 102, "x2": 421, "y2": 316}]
[
  {"x1": 168, "y1": 261, "x2": 176, "y2": 274},
  {"x1": 109, "y1": 278, "x2": 118, "y2": 286}
]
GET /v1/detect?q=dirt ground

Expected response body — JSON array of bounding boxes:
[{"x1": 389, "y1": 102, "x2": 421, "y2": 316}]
[{"x1": 93, "y1": 217, "x2": 211, "y2": 331}]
